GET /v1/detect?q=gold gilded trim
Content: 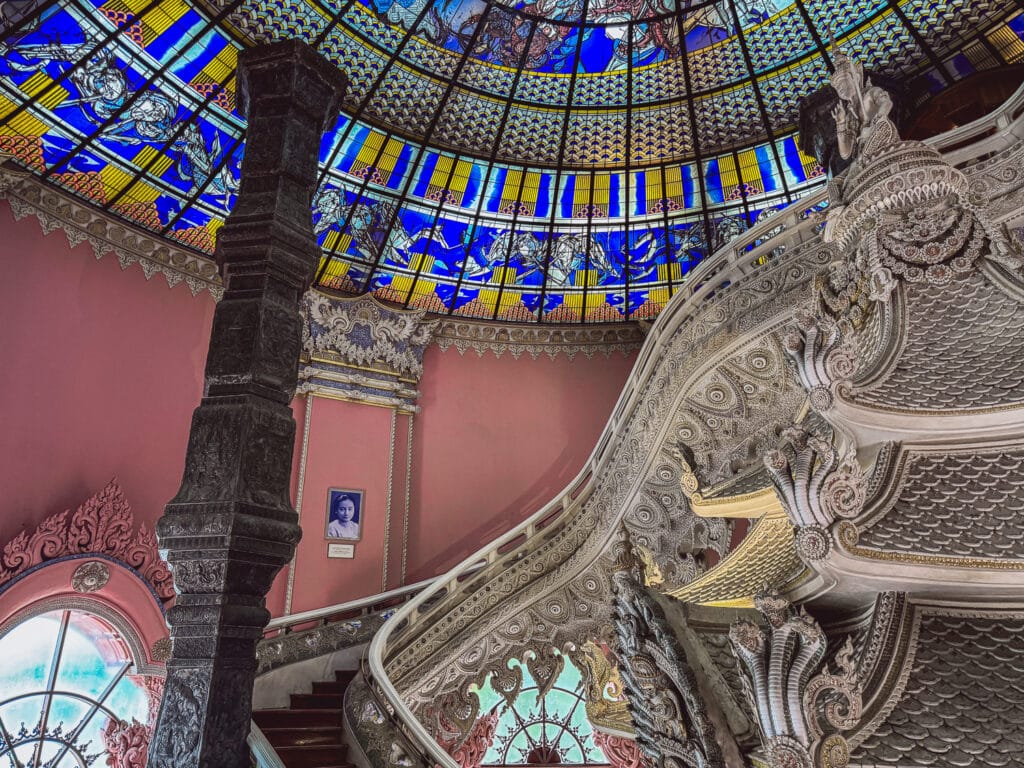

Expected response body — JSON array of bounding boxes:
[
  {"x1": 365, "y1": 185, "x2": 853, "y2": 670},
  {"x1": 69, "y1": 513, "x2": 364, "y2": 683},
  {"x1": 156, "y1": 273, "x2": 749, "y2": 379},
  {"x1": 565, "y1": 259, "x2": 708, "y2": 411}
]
[
  {"x1": 677, "y1": 442, "x2": 782, "y2": 520},
  {"x1": 690, "y1": 486, "x2": 784, "y2": 519},
  {"x1": 667, "y1": 508, "x2": 804, "y2": 605},
  {"x1": 300, "y1": 387, "x2": 415, "y2": 414},
  {"x1": 306, "y1": 354, "x2": 418, "y2": 384},
  {"x1": 848, "y1": 545, "x2": 1024, "y2": 570},
  {"x1": 577, "y1": 641, "x2": 633, "y2": 736}
]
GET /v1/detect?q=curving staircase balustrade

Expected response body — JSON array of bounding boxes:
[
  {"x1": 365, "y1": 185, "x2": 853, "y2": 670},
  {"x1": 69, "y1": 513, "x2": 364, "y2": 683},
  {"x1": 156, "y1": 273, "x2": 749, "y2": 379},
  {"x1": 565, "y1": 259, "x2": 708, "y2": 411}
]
[
  {"x1": 263, "y1": 575, "x2": 448, "y2": 637},
  {"x1": 365, "y1": 190, "x2": 830, "y2": 768},
  {"x1": 248, "y1": 570, "x2": 481, "y2": 768},
  {"x1": 361, "y1": 83, "x2": 1024, "y2": 768}
]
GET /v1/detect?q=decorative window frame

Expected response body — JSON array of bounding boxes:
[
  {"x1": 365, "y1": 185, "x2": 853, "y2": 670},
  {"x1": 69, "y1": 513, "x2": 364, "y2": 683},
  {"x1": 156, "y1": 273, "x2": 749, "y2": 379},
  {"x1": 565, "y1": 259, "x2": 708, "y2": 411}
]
[{"x1": 0, "y1": 481, "x2": 173, "y2": 670}]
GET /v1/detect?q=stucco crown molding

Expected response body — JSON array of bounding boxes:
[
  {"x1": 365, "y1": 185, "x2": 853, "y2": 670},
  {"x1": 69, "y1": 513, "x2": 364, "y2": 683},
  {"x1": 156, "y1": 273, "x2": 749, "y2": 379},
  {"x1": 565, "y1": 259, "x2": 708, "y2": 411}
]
[
  {"x1": 0, "y1": 161, "x2": 222, "y2": 298},
  {"x1": 432, "y1": 317, "x2": 645, "y2": 360}
]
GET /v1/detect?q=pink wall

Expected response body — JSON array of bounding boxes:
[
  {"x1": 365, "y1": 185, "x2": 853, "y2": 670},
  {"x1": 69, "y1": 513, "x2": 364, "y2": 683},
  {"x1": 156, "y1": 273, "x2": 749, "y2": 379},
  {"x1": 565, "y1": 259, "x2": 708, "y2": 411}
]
[
  {"x1": 0, "y1": 199, "x2": 637, "y2": 617},
  {"x1": 407, "y1": 346, "x2": 636, "y2": 581},
  {"x1": 284, "y1": 396, "x2": 399, "y2": 614},
  {"x1": 0, "y1": 200, "x2": 215, "y2": 545},
  {"x1": 279, "y1": 347, "x2": 635, "y2": 611}
]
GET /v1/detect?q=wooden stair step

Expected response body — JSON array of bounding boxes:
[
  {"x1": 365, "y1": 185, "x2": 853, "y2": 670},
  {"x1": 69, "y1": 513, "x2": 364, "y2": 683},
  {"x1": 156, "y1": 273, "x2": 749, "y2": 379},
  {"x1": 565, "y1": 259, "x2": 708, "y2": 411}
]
[
  {"x1": 290, "y1": 693, "x2": 345, "y2": 709},
  {"x1": 311, "y1": 680, "x2": 348, "y2": 695},
  {"x1": 275, "y1": 744, "x2": 349, "y2": 768},
  {"x1": 334, "y1": 670, "x2": 358, "y2": 685},
  {"x1": 253, "y1": 708, "x2": 342, "y2": 729},
  {"x1": 261, "y1": 727, "x2": 344, "y2": 748}
]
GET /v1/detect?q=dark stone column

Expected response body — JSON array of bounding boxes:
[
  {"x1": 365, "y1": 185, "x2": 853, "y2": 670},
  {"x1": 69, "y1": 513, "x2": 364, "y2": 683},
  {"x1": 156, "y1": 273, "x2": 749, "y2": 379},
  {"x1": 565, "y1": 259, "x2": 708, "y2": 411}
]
[{"x1": 148, "y1": 40, "x2": 345, "y2": 768}]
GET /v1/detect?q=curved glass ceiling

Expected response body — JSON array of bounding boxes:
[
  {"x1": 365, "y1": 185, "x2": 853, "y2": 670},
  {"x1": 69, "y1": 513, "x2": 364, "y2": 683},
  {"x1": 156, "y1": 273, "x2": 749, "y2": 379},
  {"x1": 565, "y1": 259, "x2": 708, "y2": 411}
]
[{"x1": 0, "y1": 0, "x2": 1021, "y2": 322}]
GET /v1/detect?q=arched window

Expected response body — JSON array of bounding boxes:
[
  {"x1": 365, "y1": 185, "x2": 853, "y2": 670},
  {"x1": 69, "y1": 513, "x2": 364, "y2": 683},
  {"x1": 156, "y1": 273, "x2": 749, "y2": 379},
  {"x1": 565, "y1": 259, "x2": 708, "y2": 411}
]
[
  {"x1": 0, "y1": 608, "x2": 151, "y2": 767},
  {"x1": 477, "y1": 659, "x2": 608, "y2": 767}
]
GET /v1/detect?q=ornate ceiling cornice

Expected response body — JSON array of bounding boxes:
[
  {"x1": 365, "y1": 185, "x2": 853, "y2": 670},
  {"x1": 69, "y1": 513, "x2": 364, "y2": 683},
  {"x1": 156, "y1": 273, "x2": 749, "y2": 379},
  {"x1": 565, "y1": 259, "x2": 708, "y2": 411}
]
[
  {"x1": 0, "y1": 163, "x2": 644, "y2": 361},
  {"x1": 0, "y1": 161, "x2": 223, "y2": 299},
  {"x1": 432, "y1": 318, "x2": 645, "y2": 360}
]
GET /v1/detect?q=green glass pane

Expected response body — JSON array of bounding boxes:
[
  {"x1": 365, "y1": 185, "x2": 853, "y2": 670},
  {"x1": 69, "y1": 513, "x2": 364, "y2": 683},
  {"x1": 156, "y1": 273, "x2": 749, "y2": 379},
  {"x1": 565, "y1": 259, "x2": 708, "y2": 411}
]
[{"x1": 482, "y1": 651, "x2": 610, "y2": 765}]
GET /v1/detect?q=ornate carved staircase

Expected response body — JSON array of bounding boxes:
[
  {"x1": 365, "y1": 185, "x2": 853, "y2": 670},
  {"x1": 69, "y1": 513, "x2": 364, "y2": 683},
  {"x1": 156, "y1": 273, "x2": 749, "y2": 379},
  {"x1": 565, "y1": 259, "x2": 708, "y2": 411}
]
[
  {"x1": 242, "y1": 84, "x2": 1024, "y2": 768},
  {"x1": 353, "y1": 82, "x2": 1024, "y2": 768},
  {"x1": 254, "y1": 670, "x2": 358, "y2": 768}
]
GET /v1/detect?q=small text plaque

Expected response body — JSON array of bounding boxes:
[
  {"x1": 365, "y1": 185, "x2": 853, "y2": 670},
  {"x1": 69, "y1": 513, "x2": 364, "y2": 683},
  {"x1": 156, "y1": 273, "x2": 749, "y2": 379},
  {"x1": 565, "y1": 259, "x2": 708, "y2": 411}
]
[{"x1": 327, "y1": 543, "x2": 355, "y2": 559}]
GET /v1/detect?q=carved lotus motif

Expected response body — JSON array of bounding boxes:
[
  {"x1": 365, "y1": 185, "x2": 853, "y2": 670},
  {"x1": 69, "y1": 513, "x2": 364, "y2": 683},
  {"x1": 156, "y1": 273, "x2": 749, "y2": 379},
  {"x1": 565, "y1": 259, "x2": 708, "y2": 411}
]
[
  {"x1": 150, "y1": 637, "x2": 172, "y2": 663},
  {"x1": 795, "y1": 526, "x2": 831, "y2": 563},
  {"x1": 71, "y1": 560, "x2": 110, "y2": 593}
]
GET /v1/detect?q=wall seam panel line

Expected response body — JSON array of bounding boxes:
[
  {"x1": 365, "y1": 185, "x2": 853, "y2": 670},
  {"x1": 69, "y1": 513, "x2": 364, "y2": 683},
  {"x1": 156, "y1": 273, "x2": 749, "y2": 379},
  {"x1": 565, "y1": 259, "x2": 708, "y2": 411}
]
[
  {"x1": 402, "y1": 413, "x2": 414, "y2": 586},
  {"x1": 285, "y1": 395, "x2": 314, "y2": 616},
  {"x1": 383, "y1": 408, "x2": 397, "y2": 592}
]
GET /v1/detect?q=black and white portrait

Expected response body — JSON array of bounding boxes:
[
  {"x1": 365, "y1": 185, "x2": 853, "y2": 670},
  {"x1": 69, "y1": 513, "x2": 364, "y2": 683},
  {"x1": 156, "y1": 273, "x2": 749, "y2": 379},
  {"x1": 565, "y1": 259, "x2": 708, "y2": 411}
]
[{"x1": 325, "y1": 488, "x2": 363, "y2": 541}]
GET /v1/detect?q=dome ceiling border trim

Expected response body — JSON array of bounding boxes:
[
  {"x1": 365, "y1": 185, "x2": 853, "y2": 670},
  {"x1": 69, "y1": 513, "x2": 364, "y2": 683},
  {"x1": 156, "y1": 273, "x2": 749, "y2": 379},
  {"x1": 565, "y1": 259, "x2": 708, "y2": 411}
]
[{"x1": 0, "y1": 159, "x2": 649, "y2": 355}]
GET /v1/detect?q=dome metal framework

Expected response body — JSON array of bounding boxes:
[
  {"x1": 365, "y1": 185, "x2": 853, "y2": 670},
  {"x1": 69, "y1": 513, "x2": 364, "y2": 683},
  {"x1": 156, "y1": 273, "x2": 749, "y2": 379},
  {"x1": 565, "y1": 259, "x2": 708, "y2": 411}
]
[{"x1": 0, "y1": 0, "x2": 1021, "y2": 321}]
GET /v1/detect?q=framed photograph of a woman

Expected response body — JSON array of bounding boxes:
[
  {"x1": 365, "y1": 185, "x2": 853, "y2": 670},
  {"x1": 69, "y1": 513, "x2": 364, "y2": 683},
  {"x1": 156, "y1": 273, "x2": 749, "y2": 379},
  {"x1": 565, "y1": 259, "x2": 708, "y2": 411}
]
[{"x1": 326, "y1": 488, "x2": 363, "y2": 541}]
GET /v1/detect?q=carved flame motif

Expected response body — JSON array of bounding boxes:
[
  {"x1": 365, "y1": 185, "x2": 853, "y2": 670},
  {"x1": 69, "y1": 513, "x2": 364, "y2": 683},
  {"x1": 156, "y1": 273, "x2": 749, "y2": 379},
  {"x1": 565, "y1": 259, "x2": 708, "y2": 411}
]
[
  {"x1": 442, "y1": 710, "x2": 500, "y2": 768},
  {"x1": 592, "y1": 731, "x2": 646, "y2": 768},
  {"x1": 434, "y1": 686, "x2": 485, "y2": 747},
  {"x1": 0, "y1": 480, "x2": 174, "y2": 602},
  {"x1": 102, "y1": 718, "x2": 152, "y2": 768}
]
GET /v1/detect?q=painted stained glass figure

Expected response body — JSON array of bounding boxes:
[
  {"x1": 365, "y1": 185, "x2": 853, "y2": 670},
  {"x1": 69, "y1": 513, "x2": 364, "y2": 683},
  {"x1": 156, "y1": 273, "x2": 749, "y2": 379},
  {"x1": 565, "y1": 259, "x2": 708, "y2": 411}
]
[
  {"x1": 9, "y1": 42, "x2": 177, "y2": 143},
  {"x1": 315, "y1": 192, "x2": 464, "y2": 271},
  {"x1": 174, "y1": 123, "x2": 237, "y2": 207}
]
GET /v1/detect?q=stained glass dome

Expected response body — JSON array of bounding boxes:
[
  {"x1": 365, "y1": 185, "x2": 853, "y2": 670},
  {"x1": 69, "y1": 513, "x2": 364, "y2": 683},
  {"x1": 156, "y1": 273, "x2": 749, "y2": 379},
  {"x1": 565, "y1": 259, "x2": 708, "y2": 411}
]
[{"x1": 1, "y1": 0, "x2": 1021, "y2": 321}]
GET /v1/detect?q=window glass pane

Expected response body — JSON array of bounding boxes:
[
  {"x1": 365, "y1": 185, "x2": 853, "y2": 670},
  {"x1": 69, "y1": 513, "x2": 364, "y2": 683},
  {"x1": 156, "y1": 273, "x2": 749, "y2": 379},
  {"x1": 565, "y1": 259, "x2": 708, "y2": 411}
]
[
  {"x1": 0, "y1": 615, "x2": 58, "y2": 699},
  {"x1": 478, "y1": 653, "x2": 608, "y2": 765},
  {"x1": 0, "y1": 610, "x2": 151, "y2": 768}
]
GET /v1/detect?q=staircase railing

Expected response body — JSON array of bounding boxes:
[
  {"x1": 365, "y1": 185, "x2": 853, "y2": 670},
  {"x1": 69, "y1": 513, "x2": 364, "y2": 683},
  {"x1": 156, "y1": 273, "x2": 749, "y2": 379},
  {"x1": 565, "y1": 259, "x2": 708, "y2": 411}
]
[
  {"x1": 365, "y1": 83, "x2": 1024, "y2": 768},
  {"x1": 249, "y1": 566, "x2": 481, "y2": 768},
  {"x1": 263, "y1": 573, "x2": 464, "y2": 637}
]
